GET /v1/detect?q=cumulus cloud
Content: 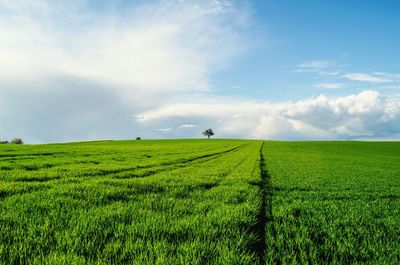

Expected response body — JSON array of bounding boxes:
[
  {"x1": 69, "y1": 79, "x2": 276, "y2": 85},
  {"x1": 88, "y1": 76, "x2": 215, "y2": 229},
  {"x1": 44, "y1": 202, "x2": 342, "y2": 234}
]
[{"x1": 138, "y1": 90, "x2": 400, "y2": 140}]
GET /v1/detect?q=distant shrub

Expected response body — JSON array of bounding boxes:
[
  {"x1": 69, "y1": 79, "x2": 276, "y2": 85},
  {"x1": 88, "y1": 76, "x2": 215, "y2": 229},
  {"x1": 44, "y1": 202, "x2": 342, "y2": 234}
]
[
  {"x1": 0, "y1": 140, "x2": 8, "y2": 144},
  {"x1": 11, "y1": 138, "x2": 23, "y2": 144},
  {"x1": 136, "y1": 137, "x2": 141, "y2": 140}
]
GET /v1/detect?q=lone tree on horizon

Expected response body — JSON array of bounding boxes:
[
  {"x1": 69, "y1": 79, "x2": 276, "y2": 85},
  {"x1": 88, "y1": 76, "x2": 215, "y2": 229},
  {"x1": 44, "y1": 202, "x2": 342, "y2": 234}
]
[{"x1": 202, "y1": 128, "x2": 214, "y2": 139}]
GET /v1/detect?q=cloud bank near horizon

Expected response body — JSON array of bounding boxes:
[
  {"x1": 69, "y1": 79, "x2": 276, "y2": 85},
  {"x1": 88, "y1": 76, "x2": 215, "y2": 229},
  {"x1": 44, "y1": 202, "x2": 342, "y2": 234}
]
[{"x1": 137, "y1": 90, "x2": 400, "y2": 140}]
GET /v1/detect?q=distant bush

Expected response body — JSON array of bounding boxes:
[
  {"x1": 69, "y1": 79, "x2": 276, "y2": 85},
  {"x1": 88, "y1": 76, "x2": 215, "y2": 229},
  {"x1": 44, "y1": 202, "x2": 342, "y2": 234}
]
[
  {"x1": 0, "y1": 140, "x2": 8, "y2": 144},
  {"x1": 11, "y1": 138, "x2": 23, "y2": 144},
  {"x1": 136, "y1": 137, "x2": 141, "y2": 140}
]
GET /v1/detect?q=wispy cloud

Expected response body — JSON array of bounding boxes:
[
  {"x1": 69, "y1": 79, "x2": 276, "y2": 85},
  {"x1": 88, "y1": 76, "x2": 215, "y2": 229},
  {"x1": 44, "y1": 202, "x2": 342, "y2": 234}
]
[
  {"x1": 294, "y1": 60, "x2": 345, "y2": 76},
  {"x1": 296, "y1": 59, "x2": 400, "y2": 90},
  {"x1": 232, "y1": 113, "x2": 243, "y2": 119},
  {"x1": 155, "y1": 128, "x2": 172, "y2": 133},
  {"x1": 313, "y1": 83, "x2": 345, "y2": 89},
  {"x1": 297, "y1": 60, "x2": 336, "y2": 70},
  {"x1": 319, "y1": 71, "x2": 342, "y2": 76},
  {"x1": 343, "y1": 73, "x2": 394, "y2": 84},
  {"x1": 0, "y1": 0, "x2": 251, "y2": 95},
  {"x1": 373, "y1": 72, "x2": 400, "y2": 79},
  {"x1": 179, "y1": 124, "x2": 197, "y2": 128}
]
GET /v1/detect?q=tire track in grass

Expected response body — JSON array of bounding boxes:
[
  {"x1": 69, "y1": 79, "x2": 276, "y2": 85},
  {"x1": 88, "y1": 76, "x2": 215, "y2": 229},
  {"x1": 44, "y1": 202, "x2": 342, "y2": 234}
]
[
  {"x1": 106, "y1": 143, "x2": 249, "y2": 181},
  {"x1": 253, "y1": 142, "x2": 274, "y2": 264},
  {"x1": 4, "y1": 144, "x2": 248, "y2": 185},
  {"x1": 74, "y1": 143, "x2": 249, "y2": 179},
  {"x1": 0, "y1": 144, "x2": 250, "y2": 201}
]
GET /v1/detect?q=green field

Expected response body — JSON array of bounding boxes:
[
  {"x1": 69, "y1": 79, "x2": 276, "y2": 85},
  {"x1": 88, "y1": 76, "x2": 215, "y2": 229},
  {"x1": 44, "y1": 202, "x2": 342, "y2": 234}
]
[
  {"x1": 263, "y1": 142, "x2": 400, "y2": 264},
  {"x1": 0, "y1": 140, "x2": 399, "y2": 264}
]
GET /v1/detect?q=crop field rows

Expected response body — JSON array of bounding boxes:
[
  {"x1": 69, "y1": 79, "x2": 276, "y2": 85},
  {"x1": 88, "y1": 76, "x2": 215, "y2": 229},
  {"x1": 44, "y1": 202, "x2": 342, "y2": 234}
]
[
  {"x1": 0, "y1": 140, "x2": 265, "y2": 264},
  {"x1": 1, "y1": 139, "x2": 400, "y2": 264},
  {"x1": 263, "y1": 141, "x2": 400, "y2": 264}
]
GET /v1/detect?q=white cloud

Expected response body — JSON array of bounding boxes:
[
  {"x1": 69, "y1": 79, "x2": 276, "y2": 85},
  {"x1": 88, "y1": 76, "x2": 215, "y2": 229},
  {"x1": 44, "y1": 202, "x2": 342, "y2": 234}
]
[
  {"x1": 313, "y1": 83, "x2": 345, "y2": 89},
  {"x1": 343, "y1": 73, "x2": 393, "y2": 84},
  {"x1": 319, "y1": 71, "x2": 342, "y2": 76},
  {"x1": 0, "y1": 0, "x2": 253, "y2": 142},
  {"x1": 179, "y1": 124, "x2": 197, "y2": 128},
  {"x1": 294, "y1": 60, "x2": 345, "y2": 76},
  {"x1": 373, "y1": 72, "x2": 400, "y2": 79},
  {"x1": 155, "y1": 128, "x2": 172, "y2": 133},
  {"x1": 232, "y1": 113, "x2": 243, "y2": 119},
  {"x1": 297, "y1": 60, "x2": 335, "y2": 70},
  {"x1": 138, "y1": 90, "x2": 400, "y2": 140},
  {"x1": 2, "y1": 2, "x2": 400, "y2": 142},
  {"x1": 0, "y1": 0, "x2": 250, "y2": 97}
]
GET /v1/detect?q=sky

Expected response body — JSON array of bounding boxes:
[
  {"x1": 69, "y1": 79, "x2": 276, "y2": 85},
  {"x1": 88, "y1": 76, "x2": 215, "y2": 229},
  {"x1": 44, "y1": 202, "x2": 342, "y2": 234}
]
[{"x1": 1, "y1": 0, "x2": 400, "y2": 143}]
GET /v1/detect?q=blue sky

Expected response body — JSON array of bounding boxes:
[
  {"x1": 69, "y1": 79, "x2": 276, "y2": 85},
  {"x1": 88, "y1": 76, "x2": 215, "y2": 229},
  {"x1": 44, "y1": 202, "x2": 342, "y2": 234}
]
[
  {"x1": 213, "y1": 0, "x2": 400, "y2": 100},
  {"x1": 1, "y1": 0, "x2": 400, "y2": 142}
]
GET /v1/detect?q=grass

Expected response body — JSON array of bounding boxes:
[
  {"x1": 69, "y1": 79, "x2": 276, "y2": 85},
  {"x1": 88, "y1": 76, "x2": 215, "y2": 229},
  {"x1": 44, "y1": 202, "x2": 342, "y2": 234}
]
[
  {"x1": 1, "y1": 139, "x2": 400, "y2": 264},
  {"x1": 263, "y1": 141, "x2": 400, "y2": 264},
  {"x1": 0, "y1": 139, "x2": 263, "y2": 264}
]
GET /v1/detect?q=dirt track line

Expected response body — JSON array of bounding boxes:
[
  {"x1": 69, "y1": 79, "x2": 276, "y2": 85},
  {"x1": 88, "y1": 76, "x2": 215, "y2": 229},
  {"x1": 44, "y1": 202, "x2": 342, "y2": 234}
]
[{"x1": 253, "y1": 142, "x2": 274, "y2": 264}]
